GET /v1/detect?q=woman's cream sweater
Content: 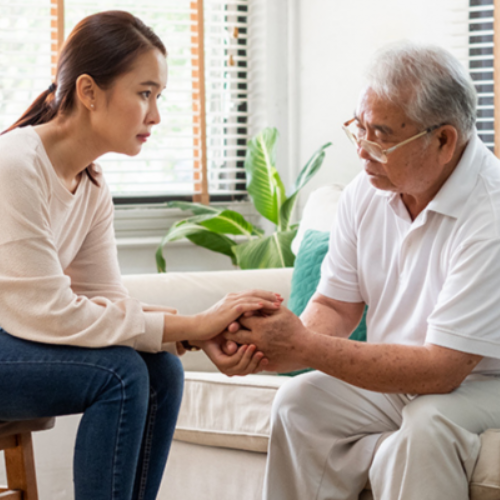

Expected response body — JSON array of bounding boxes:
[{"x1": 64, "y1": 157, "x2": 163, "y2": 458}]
[{"x1": 0, "y1": 126, "x2": 175, "y2": 354}]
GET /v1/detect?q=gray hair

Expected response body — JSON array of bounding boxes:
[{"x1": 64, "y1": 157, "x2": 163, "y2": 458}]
[{"x1": 364, "y1": 42, "x2": 477, "y2": 143}]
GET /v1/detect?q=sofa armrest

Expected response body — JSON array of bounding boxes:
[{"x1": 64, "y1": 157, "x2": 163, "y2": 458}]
[{"x1": 122, "y1": 268, "x2": 294, "y2": 372}]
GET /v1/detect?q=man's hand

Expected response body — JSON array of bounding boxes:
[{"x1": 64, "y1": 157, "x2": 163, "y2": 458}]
[
  {"x1": 224, "y1": 308, "x2": 310, "y2": 373},
  {"x1": 200, "y1": 333, "x2": 269, "y2": 377}
]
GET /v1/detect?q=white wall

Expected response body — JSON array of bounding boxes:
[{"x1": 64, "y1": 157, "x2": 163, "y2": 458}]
[
  {"x1": 290, "y1": 0, "x2": 469, "y2": 211},
  {"x1": 117, "y1": 0, "x2": 470, "y2": 274}
]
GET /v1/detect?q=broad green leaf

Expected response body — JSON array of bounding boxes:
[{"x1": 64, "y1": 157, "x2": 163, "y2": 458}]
[
  {"x1": 167, "y1": 201, "x2": 222, "y2": 216},
  {"x1": 156, "y1": 221, "x2": 236, "y2": 272},
  {"x1": 279, "y1": 142, "x2": 332, "y2": 230},
  {"x1": 185, "y1": 232, "x2": 237, "y2": 266},
  {"x1": 199, "y1": 210, "x2": 256, "y2": 237},
  {"x1": 294, "y1": 142, "x2": 332, "y2": 192},
  {"x1": 232, "y1": 230, "x2": 297, "y2": 270},
  {"x1": 245, "y1": 127, "x2": 283, "y2": 225}
]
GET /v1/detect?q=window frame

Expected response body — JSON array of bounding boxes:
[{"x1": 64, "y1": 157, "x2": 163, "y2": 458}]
[{"x1": 51, "y1": 0, "x2": 250, "y2": 206}]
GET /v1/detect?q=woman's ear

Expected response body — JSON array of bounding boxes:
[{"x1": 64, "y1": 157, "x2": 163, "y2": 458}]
[
  {"x1": 75, "y1": 74, "x2": 98, "y2": 112},
  {"x1": 436, "y1": 125, "x2": 459, "y2": 165}
]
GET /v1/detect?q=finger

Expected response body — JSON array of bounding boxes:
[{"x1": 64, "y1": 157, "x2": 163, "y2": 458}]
[
  {"x1": 222, "y1": 344, "x2": 248, "y2": 369},
  {"x1": 227, "y1": 321, "x2": 240, "y2": 333},
  {"x1": 237, "y1": 290, "x2": 283, "y2": 304},
  {"x1": 235, "y1": 299, "x2": 280, "y2": 316},
  {"x1": 238, "y1": 314, "x2": 263, "y2": 330},
  {"x1": 253, "y1": 356, "x2": 269, "y2": 374},
  {"x1": 242, "y1": 349, "x2": 264, "y2": 374},
  {"x1": 222, "y1": 339, "x2": 238, "y2": 355},
  {"x1": 228, "y1": 344, "x2": 257, "y2": 375},
  {"x1": 223, "y1": 329, "x2": 255, "y2": 345}
]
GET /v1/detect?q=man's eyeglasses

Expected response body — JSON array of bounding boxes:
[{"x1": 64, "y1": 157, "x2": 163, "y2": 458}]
[{"x1": 342, "y1": 118, "x2": 442, "y2": 164}]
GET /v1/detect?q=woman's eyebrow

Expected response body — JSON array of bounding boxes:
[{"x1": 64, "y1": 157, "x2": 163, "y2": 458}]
[{"x1": 140, "y1": 80, "x2": 160, "y2": 87}]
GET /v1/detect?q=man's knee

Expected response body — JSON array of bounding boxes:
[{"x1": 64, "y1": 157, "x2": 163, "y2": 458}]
[
  {"x1": 373, "y1": 397, "x2": 449, "y2": 467},
  {"x1": 271, "y1": 373, "x2": 316, "y2": 429}
]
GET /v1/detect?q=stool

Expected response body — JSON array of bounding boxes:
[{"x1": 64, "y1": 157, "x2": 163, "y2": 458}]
[{"x1": 0, "y1": 418, "x2": 55, "y2": 500}]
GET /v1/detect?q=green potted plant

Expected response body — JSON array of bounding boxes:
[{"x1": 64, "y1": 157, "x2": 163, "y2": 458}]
[{"x1": 156, "y1": 127, "x2": 331, "y2": 271}]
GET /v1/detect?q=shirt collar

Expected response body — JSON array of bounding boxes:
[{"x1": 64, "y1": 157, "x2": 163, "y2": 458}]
[
  {"x1": 374, "y1": 133, "x2": 484, "y2": 220},
  {"x1": 425, "y1": 133, "x2": 482, "y2": 219}
]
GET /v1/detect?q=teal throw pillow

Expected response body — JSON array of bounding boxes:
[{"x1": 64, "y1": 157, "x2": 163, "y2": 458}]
[{"x1": 282, "y1": 229, "x2": 367, "y2": 376}]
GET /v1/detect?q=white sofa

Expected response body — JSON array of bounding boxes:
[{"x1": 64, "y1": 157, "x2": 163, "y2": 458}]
[{"x1": 3, "y1": 185, "x2": 500, "y2": 500}]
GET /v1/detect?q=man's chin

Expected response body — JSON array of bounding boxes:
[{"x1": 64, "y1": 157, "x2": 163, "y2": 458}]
[{"x1": 367, "y1": 173, "x2": 396, "y2": 192}]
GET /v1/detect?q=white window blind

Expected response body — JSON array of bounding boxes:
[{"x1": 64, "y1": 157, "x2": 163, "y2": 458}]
[
  {"x1": 469, "y1": 0, "x2": 495, "y2": 152},
  {"x1": 0, "y1": 1, "x2": 53, "y2": 133},
  {"x1": 0, "y1": 0, "x2": 251, "y2": 202},
  {"x1": 65, "y1": 0, "x2": 250, "y2": 201}
]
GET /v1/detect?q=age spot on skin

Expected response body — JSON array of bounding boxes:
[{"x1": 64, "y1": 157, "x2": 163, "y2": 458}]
[{"x1": 401, "y1": 123, "x2": 406, "y2": 128}]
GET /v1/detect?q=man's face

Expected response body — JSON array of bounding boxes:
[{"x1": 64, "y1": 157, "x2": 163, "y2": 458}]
[{"x1": 354, "y1": 87, "x2": 443, "y2": 198}]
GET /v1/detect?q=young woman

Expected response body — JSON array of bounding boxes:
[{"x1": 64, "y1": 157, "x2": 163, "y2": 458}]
[{"x1": 0, "y1": 11, "x2": 279, "y2": 500}]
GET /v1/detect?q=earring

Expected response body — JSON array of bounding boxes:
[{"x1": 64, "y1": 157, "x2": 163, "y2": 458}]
[{"x1": 90, "y1": 104, "x2": 95, "y2": 109}]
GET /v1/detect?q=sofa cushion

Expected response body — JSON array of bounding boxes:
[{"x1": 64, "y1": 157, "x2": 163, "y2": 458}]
[
  {"x1": 291, "y1": 184, "x2": 343, "y2": 255},
  {"x1": 174, "y1": 372, "x2": 289, "y2": 453},
  {"x1": 470, "y1": 429, "x2": 500, "y2": 499}
]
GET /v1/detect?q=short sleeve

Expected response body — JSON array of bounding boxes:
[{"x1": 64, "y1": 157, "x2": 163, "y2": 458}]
[
  {"x1": 426, "y1": 238, "x2": 500, "y2": 358},
  {"x1": 316, "y1": 187, "x2": 364, "y2": 303}
]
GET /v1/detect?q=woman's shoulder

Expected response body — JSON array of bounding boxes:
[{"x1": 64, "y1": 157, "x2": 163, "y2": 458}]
[{"x1": 0, "y1": 127, "x2": 45, "y2": 179}]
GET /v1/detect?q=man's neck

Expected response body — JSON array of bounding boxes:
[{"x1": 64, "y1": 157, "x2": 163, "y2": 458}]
[{"x1": 401, "y1": 142, "x2": 468, "y2": 221}]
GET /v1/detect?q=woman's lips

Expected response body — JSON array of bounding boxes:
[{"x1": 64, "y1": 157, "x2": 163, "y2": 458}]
[{"x1": 137, "y1": 133, "x2": 151, "y2": 143}]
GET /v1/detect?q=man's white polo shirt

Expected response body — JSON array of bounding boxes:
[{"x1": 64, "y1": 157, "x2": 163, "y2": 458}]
[{"x1": 318, "y1": 133, "x2": 500, "y2": 374}]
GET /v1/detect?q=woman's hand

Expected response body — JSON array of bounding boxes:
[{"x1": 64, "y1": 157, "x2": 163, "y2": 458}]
[
  {"x1": 187, "y1": 290, "x2": 283, "y2": 342},
  {"x1": 161, "y1": 290, "x2": 283, "y2": 344},
  {"x1": 199, "y1": 333, "x2": 269, "y2": 376}
]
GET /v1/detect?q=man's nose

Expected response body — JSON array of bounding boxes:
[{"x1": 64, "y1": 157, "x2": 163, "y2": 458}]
[{"x1": 357, "y1": 143, "x2": 375, "y2": 162}]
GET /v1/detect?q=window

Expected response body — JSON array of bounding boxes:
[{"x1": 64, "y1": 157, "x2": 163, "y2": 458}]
[
  {"x1": 469, "y1": 0, "x2": 495, "y2": 153},
  {"x1": 0, "y1": 0, "x2": 252, "y2": 204}
]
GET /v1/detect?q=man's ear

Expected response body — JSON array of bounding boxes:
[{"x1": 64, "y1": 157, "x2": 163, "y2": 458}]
[
  {"x1": 75, "y1": 74, "x2": 98, "y2": 112},
  {"x1": 436, "y1": 125, "x2": 459, "y2": 165}
]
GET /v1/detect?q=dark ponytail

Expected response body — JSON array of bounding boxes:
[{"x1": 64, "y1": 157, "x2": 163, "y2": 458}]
[{"x1": 2, "y1": 11, "x2": 166, "y2": 186}]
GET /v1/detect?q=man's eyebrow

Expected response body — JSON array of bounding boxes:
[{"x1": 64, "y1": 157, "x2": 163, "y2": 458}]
[
  {"x1": 354, "y1": 114, "x2": 393, "y2": 135},
  {"x1": 372, "y1": 123, "x2": 393, "y2": 135}
]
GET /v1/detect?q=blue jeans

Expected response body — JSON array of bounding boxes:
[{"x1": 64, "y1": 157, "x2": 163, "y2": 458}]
[{"x1": 0, "y1": 328, "x2": 184, "y2": 500}]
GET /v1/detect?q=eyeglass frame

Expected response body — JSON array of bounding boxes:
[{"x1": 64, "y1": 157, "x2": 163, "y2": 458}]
[{"x1": 342, "y1": 118, "x2": 443, "y2": 163}]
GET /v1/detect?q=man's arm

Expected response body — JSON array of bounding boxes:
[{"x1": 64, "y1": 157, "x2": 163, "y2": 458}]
[
  {"x1": 301, "y1": 292, "x2": 365, "y2": 339},
  {"x1": 226, "y1": 294, "x2": 483, "y2": 394}
]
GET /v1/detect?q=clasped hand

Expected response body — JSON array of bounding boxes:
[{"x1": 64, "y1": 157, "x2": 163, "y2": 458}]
[{"x1": 190, "y1": 290, "x2": 284, "y2": 376}]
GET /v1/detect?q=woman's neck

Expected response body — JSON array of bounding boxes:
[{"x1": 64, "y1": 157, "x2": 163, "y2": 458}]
[{"x1": 34, "y1": 113, "x2": 106, "y2": 192}]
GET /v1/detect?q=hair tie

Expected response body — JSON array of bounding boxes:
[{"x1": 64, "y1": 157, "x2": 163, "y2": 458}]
[{"x1": 48, "y1": 83, "x2": 56, "y2": 93}]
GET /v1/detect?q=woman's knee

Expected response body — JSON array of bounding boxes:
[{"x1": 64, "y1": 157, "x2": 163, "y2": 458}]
[
  {"x1": 139, "y1": 351, "x2": 184, "y2": 407},
  {"x1": 94, "y1": 347, "x2": 151, "y2": 406}
]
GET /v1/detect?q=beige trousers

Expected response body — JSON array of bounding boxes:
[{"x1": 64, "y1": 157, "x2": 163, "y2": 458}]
[{"x1": 263, "y1": 371, "x2": 500, "y2": 500}]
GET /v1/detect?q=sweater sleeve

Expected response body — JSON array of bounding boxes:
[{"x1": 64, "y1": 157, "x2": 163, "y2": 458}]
[{"x1": 0, "y1": 153, "x2": 165, "y2": 353}]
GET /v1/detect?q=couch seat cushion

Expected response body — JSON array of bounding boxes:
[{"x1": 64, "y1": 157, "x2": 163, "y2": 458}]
[{"x1": 174, "y1": 372, "x2": 288, "y2": 453}]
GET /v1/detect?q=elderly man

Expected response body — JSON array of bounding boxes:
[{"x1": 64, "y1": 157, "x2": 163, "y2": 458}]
[{"x1": 223, "y1": 43, "x2": 500, "y2": 500}]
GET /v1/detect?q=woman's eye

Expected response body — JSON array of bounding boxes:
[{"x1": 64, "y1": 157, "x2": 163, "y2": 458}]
[
  {"x1": 141, "y1": 91, "x2": 151, "y2": 99},
  {"x1": 156, "y1": 93, "x2": 162, "y2": 101}
]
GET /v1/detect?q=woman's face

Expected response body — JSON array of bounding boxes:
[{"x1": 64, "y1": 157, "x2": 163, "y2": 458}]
[{"x1": 92, "y1": 48, "x2": 168, "y2": 156}]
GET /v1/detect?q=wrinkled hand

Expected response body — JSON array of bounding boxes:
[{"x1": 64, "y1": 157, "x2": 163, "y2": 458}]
[
  {"x1": 191, "y1": 290, "x2": 283, "y2": 342},
  {"x1": 200, "y1": 333, "x2": 269, "y2": 377},
  {"x1": 223, "y1": 308, "x2": 309, "y2": 373}
]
